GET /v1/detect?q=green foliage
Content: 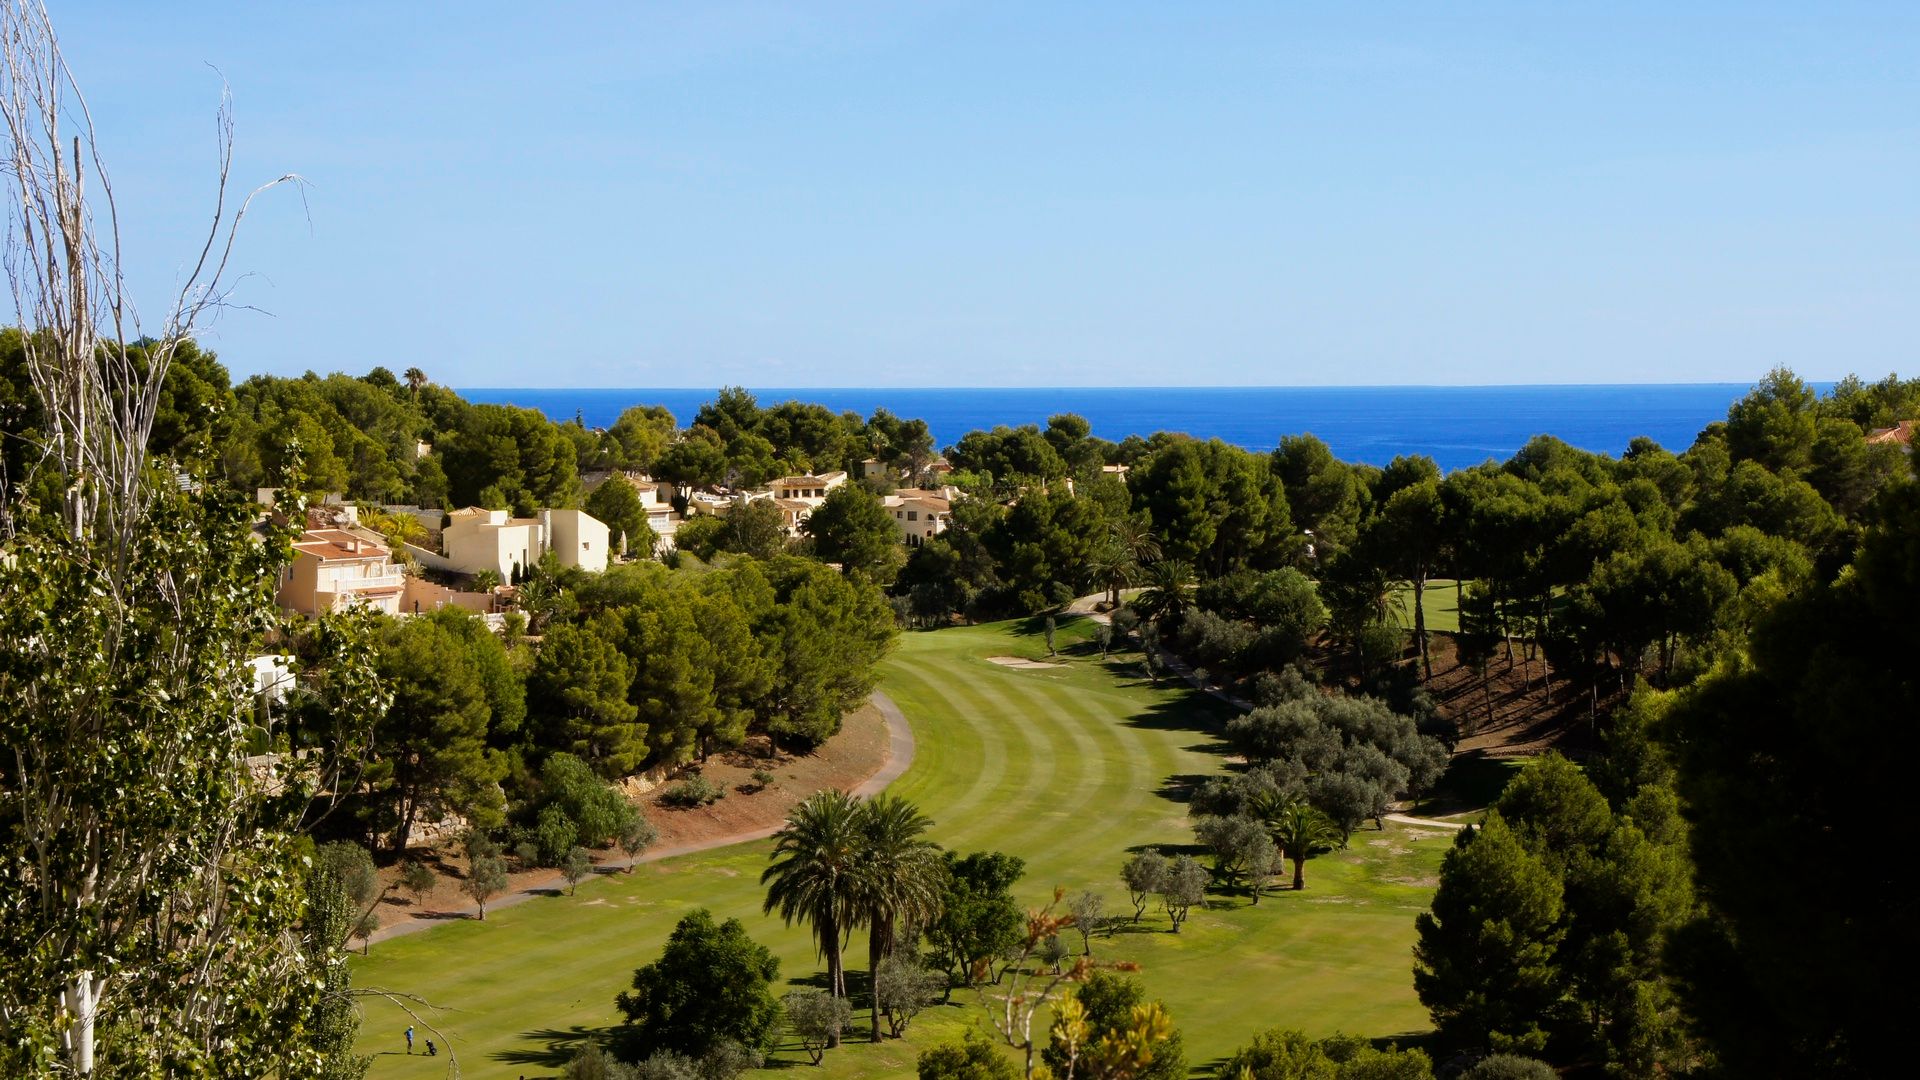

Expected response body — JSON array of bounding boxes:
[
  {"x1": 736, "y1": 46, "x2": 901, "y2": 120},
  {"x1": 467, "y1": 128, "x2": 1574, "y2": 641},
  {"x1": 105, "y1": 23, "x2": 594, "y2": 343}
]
[
  {"x1": 804, "y1": 483, "x2": 906, "y2": 583},
  {"x1": 1220, "y1": 1028, "x2": 1433, "y2": 1080},
  {"x1": 439, "y1": 401, "x2": 584, "y2": 513},
  {"x1": 1659, "y1": 481, "x2": 1920, "y2": 1077},
  {"x1": 1458, "y1": 1054, "x2": 1556, "y2": 1080},
  {"x1": 1132, "y1": 437, "x2": 1294, "y2": 575},
  {"x1": 661, "y1": 775, "x2": 724, "y2": 807},
  {"x1": 400, "y1": 860, "x2": 436, "y2": 905},
  {"x1": 931, "y1": 850, "x2": 1027, "y2": 985},
  {"x1": 1041, "y1": 971, "x2": 1187, "y2": 1080},
  {"x1": 0, "y1": 477, "x2": 386, "y2": 1075},
  {"x1": 616, "y1": 909, "x2": 782, "y2": 1060},
  {"x1": 315, "y1": 841, "x2": 380, "y2": 908},
  {"x1": 918, "y1": 1033, "x2": 1022, "y2": 1080},
  {"x1": 562, "y1": 846, "x2": 594, "y2": 894},
  {"x1": 529, "y1": 622, "x2": 646, "y2": 777},
  {"x1": 566, "y1": 1042, "x2": 640, "y2": 1080},
  {"x1": 534, "y1": 752, "x2": 643, "y2": 848},
  {"x1": 1414, "y1": 815, "x2": 1564, "y2": 1053},
  {"x1": 873, "y1": 953, "x2": 946, "y2": 1038},
  {"x1": 1159, "y1": 853, "x2": 1209, "y2": 931},
  {"x1": 535, "y1": 803, "x2": 580, "y2": 865},
  {"x1": 587, "y1": 474, "x2": 657, "y2": 557},
  {"x1": 463, "y1": 852, "x2": 510, "y2": 918},
  {"x1": 1120, "y1": 849, "x2": 1170, "y2": 921},
  {"x1": 760, "y1": 790, "x2": 867, "y2": 1003},
  {"x1": 370, "y1": 616, "x2": 508, "y2": 853},
  {"x1": 304, "y1": 861, "x2": 374, "y2": 1079},
  {"x1": 783, "y1": 988, "x2": 852, "y2": 1065}
]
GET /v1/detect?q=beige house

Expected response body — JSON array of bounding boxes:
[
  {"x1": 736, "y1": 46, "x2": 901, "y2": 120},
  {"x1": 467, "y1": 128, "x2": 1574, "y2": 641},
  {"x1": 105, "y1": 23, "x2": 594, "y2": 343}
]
[
  {"x1": 278, "y1": 529, "x2": 405, "y2": 616},
  {"x1": 440, "y1": 507, "x2": 611, "y2": 578},
  {"x1": 883, "y1": 488, "x2": 955, "y2": 547},
  {"x1": 769, "y1": 470, "x2": 847, "y2": 505}
]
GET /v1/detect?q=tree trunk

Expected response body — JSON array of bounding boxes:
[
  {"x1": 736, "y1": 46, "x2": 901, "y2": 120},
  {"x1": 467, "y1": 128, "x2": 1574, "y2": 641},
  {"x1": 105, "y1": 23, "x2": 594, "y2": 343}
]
[
  {"x1": 391, "y1": 792, "x2": 417, "y2": 860},
  {"x1": 1291, "y1": 856, "x2": 1305, "y2": 890},
  {"x1": 825, "y1": 915, "x2": 844, "y2": 1048},
  {"x1": 1413, "y1": 573, "x2": 1430, "y2": 680},
  {"x1": 868, "y1": 918, "x2": 886, "y2": 1042}
]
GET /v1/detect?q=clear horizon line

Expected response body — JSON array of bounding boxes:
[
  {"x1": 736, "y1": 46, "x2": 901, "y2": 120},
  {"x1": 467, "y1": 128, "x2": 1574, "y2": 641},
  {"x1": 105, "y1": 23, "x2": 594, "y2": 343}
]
[{"x1": 452, "y1": 380, "x2": 1777, "y2": 392}]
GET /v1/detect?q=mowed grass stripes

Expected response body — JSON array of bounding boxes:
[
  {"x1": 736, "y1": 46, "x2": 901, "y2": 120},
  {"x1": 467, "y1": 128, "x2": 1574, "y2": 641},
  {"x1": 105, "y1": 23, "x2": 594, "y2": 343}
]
[{"x1": 353, "y1": 618, "x2": 1449, "y2": 1078}]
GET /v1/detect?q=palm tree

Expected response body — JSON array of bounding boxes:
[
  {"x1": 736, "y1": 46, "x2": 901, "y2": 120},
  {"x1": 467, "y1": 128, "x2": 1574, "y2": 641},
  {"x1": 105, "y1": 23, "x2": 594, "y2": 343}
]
[
  {"x1": 853, "y1": 795, "x2": 945, "y2": 1041},
  {"x1": 1257, "y1": 798, "x2": 1341, "y2": 890},
  {"x1": 1112, "y1": 516, "x2": 1162, "y2": 567},
  {"x1": 1085, "y1": 542, "x2": 1138, "y2": 607},
  {"x1": 403, "y1": 367, "x2": 428, "y2": 395},
  {"x1": 763, "y1": 790, "x2": 867, "y2": 1046},
  {"x1": 1134, "y1": 559, "x2": 1195, "y2": 623}
]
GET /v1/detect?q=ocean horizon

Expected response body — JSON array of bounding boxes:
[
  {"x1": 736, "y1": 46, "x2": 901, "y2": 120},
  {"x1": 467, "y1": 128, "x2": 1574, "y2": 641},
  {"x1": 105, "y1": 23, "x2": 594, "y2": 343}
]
[{"x1": 461, "y1": 383, "x2": 1791, "y2": 473}]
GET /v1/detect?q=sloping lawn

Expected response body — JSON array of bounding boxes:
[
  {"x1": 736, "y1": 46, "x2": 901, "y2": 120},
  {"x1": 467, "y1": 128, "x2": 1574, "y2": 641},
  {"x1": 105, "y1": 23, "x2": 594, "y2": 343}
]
[{"x1": 353, "y1": 619, "x2": 1450, "y2": 1077}]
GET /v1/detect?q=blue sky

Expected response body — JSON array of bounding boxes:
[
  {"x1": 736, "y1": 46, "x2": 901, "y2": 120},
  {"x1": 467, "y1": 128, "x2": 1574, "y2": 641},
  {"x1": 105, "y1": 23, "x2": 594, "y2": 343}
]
[{"x1": 45, "y1": 2, "x2": 1920, "y2": 387}]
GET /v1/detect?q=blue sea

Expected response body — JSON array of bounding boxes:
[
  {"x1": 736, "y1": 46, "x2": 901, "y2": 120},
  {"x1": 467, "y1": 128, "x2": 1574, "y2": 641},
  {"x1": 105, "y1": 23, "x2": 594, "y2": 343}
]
[{"x1": 459, "y1": 385, "x2": 1778, "y2": 474}]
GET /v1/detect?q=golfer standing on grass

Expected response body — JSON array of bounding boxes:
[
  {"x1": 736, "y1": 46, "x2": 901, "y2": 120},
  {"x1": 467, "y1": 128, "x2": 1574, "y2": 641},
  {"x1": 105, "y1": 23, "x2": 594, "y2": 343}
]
[{"x1": 406, "y1": 1025, "x2": 414, "y2": 1054}]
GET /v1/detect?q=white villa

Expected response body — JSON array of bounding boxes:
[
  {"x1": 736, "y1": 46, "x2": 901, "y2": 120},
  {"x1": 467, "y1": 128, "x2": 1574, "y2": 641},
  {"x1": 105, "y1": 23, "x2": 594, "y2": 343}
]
[{"x1": 435, "y1": 506, "x2": 611, "y2": 578}]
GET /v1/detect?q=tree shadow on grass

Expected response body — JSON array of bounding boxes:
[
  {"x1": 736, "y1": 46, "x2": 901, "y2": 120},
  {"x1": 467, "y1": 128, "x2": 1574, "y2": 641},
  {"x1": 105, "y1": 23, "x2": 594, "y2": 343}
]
[
  {"x1": 493, "y1": 1024, "x2": 615, "y2": 1068},
  {"x1": 1155, "y1": 771, "x2": 1213, "y2": 804}
]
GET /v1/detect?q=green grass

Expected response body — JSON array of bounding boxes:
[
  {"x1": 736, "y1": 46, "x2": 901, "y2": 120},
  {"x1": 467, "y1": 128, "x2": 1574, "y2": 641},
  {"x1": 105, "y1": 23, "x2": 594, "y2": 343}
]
[
  {"x1": 352, "y1": 619, "x2": 1450, "y2": 1078},
  {"x1": 1388, "y1": 579, "x2": 1462, "y2": 634}
]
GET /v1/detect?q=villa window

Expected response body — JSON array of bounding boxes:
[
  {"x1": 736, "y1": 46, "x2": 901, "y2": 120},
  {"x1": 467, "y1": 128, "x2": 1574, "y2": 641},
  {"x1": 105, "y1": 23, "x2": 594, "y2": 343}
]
[{"x1": 907, "y1": 510, "x2": 918, "y2": 521}]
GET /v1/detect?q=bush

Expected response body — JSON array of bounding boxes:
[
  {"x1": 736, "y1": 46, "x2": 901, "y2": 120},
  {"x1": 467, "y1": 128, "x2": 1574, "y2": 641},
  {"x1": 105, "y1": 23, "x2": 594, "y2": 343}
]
[
  {"x1": 1459, "y1": 1054, "x2": 1556, "y2": 1080},
  {"x1": 661, "y1": 775, "x2": 723, "y2": 808},
  {"x1": 535, "y1": 802, "x2": 579, "y2": 865},
  {"x1": 541, "y1": 752, "x2": 642, "y2": 847},
  {"x1": 632, "y1": 1052, "x2": 699, "y2": 1080},
  {"x1": 1251, "y1": 664, "x2": 1316, "y2": 707},
  {"x1": 1041, "y1": 971, "x2": 1186, "y2": 1080},
  {"x1": 567, "y1": 1043, "x2": 639, "y2": 1080},
  {"x1": 918, "y1": 1033, "x2": 1020, "y2": 1080},
  {"x1": 1221, "y1": 1028, "x2": 1434, "y2": 1080},
  {"x1": 696, "y1": 1040, "x2": 764, "y2": 1080},
  {"x1": 1175, "y1": 609, "x2": 1257, "y2": 675}
]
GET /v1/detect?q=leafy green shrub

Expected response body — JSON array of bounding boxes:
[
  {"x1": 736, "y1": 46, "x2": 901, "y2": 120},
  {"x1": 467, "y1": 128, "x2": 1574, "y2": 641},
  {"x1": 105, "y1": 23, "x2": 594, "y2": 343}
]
[
  {"x1": 535, "y1": 803, "x2": 579, "y2": 865},
  {"x1": 662, "y1": 775, "x2": 723, "y2": 808},
  {"x1": 1459, "y1": 1054, "x2": 1556, "y2": 1080}
]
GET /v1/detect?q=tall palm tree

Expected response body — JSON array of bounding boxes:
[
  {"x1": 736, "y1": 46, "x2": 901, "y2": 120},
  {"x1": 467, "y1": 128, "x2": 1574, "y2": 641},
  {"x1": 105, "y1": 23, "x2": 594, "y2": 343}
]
[
  {"x1": 763, "y1": 790, "x2": 868, "y2": 1046},
  {"x1": 853, "y1": 795, "x2": 945, "y2": 1041},
  {"x1": 1112, "y1": 516, "x2": 1163, "y2": 567},
  {"x1": 403, "y1": 366, "x2": 428, "y2": 395},
  {"x1": 1255, "y1": 797, "x2": 1341, "y2": 890}
]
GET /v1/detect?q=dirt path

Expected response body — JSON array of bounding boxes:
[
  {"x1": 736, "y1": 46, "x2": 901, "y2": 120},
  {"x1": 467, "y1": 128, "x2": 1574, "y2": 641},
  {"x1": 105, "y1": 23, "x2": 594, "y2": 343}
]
[
  {"x1": 366, "y1": 690, "x2": 915, "y2": 946},
  {"x1": 1385, "y1": 812, "x2": 1471, "y2": 831}
]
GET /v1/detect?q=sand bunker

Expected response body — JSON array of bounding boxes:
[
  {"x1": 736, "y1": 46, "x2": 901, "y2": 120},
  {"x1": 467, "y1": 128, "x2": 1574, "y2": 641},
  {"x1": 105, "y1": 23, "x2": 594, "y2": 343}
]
[{"x1": 986, "y1": 655, "x2": 1064, "y2": 670}]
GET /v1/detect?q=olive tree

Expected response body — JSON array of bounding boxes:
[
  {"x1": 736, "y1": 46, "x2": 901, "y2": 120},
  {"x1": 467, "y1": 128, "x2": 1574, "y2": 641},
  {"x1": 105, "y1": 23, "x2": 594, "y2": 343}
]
[
  {"x1": 1120, "y1": 850, "x2": 1170, "y2": 922},
  {"x1": 1160, "y1": 855, "x2": 1209, "y2": 932}
]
